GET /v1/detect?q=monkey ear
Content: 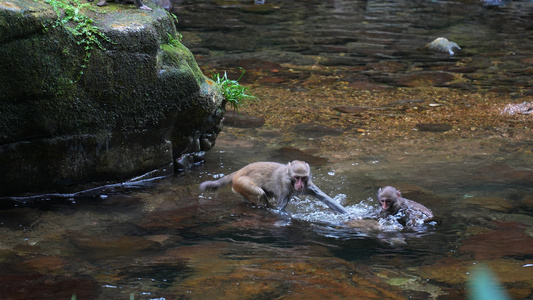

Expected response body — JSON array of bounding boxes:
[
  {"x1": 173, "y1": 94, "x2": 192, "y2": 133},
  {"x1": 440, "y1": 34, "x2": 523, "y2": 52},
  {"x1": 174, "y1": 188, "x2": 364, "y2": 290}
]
[{"x1": 397, "y1": 190, "x2": 402, "y2": 197}]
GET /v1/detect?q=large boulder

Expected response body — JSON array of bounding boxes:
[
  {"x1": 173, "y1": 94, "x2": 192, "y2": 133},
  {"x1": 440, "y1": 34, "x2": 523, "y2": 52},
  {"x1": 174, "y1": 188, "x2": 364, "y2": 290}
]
[{"x1": 0, "y1": 0, "x2": 225, "y2": 196}]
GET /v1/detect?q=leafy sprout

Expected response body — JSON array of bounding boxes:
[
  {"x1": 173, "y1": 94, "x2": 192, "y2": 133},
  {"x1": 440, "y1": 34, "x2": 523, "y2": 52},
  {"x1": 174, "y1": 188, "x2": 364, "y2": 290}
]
[
  {"x1": 166, "y1": 12, "x2": 183, "y2": 46},
  {"x1": 211, "y1": 68, "x2": 258, "y2": 112},
  {"x1": 166, "y1": 33, "x2": 181, "y2": 47},
  {"x1": 40, "y1": 0, "x2": 113, "y2": 80}
]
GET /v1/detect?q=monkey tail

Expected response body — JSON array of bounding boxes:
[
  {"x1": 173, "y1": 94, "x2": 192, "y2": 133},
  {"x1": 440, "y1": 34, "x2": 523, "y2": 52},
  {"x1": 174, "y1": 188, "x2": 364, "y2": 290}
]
[{"x1": 199, "y1": 173, "x2": 235, "y2": 192}]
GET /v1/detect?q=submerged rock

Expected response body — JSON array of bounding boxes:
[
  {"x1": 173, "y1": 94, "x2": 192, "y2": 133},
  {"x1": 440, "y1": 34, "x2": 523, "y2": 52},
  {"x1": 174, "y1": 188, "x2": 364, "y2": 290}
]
[
  {"x1": 464, "y1": 196, "x2": 513, "y2": 212},
  {"x1": 274, "y1": 146, "x2": 328, "y2": 166},
  {"x1": 0, "y1": 0, "x2": 225, "y2": 196},
  {"x1": 459, "y1": 221, "x2": 533, "y2": 259},
  {"x1": 415, "y1": 123, "x2": 453, "y2": 132},
  {"x1": 417, "y1": 258, "x2": 533, "y2": 284},
  {"x1": 0, "y1": 274, "x2": 100, "y2": 299},
  {"x1": 292, "y1": 122, "x2": 344, "y2": 138},
  {"x1": 223, "y1": 110, "x2": 266, "y2": 128}
]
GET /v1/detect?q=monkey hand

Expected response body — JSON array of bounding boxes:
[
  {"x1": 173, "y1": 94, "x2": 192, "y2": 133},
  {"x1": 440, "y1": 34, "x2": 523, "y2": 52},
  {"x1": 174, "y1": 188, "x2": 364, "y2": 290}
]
[{"x1": 306, "y1": 184, "x2": 348, "y2": 214}]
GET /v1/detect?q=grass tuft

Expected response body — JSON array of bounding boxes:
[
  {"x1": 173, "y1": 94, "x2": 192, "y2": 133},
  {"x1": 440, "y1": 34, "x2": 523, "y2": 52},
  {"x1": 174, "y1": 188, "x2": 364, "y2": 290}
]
[{"x1": 211, "y1": 68, "x2": 258, "y2": 112}]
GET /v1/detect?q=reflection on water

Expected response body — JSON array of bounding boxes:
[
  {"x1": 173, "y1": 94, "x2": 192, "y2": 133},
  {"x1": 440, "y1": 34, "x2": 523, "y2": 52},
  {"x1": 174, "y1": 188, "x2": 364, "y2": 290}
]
[
  {"x1": 178, "y1": 0, "x2": 533, "y2": 92},
  {"x1": 1, "y1": 0, "x2": 533, "y2": 299}
]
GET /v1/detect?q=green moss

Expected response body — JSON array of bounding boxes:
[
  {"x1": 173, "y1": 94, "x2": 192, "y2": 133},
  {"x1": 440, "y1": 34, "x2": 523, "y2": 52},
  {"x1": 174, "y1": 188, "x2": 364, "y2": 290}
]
[
  {"x1": 39, "y1": 0, "x2": 113, "y2": 80},
  {"x1": 1, "y1": 0, "x2": 223, "y2": 144},
  {"x1": 160, "y1": 42, "x2": 206, "y2": 85}
]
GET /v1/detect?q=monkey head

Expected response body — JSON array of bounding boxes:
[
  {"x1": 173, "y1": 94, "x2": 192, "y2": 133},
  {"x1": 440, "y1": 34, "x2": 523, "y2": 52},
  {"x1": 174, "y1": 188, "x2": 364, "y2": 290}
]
[
  {"x1": 287, "y1": 161, "x2": 310, "y2": 193},
  {"x1": 377, "y1": 186, "x2": 401, "y2": 213}
]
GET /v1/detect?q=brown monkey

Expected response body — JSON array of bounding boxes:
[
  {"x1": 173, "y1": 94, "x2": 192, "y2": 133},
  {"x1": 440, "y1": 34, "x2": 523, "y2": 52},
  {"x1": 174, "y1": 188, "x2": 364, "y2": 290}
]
[
  {"x1": 199, "y1": 161, "x2": 348, "y2": 214},
  {"x1": 378, "y1": 186, "x2": 435, "y2": 227}
]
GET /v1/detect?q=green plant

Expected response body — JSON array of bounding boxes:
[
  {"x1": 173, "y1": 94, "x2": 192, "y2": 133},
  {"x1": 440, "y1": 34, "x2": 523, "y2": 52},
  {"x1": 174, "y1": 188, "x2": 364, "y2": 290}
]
[
  {"x1": 166, "y1": 13, "x2": 183, "y2": 46},
  {"x1": 166, "y1": 32, "x2": 181, "y2": 47},
  {"x1": 40, "y1": 0, "x2": 112, "y2": 79},
  {"x1": 211, "y1": 68, "x2": 258, "y2": 112}
]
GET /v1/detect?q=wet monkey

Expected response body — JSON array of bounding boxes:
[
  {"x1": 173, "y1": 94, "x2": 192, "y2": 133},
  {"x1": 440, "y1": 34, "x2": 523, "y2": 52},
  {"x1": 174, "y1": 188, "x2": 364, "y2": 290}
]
[
  {"x1": 200, "y1": 161, "x2": 347, "y2": 214},
  {"x1": 378, "y1": 186, "x2": 435, "y2": 226}
]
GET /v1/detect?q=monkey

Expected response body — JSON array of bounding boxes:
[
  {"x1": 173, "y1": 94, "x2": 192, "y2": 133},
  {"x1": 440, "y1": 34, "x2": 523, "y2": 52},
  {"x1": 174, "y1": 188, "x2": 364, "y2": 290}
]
[
  {"x1": 91, "y1": 0, "x2": 153, "y2": 11},
  {"x1": 377, "y1": 186, "x2": 435, "y2": 227},
  {"x1": 199, "y1": 160, "x2": 348, "y2": 214}
]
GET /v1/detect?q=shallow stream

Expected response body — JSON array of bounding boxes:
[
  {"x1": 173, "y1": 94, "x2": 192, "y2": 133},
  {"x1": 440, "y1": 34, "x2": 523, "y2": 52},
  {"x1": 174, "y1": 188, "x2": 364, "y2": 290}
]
[{"x1": 1, "y1": 0, "x2": 533, "y2": 299}]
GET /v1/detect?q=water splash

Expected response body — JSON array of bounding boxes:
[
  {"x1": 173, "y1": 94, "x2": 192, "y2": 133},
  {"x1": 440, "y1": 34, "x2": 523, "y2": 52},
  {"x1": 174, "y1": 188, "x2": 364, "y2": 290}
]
[
  {"x1": 290, "y1": 195, "x2": 381, "y2": 223},
  {"x1": 289, "y1": 195, "x2": 430, "y2": 241}
]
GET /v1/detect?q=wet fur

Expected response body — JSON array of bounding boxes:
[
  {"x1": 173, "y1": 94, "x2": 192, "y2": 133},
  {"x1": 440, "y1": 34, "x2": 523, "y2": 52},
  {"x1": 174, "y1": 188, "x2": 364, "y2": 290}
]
[
  {"x1": 378, "y1": 186, "x2": 435, "y2": 226},
  {"x1": 199, "y1": 161, "x2": 347, "y2": 213},
  {"x1": 200, "y1": 161, "x2": 306, "y2": 209}
]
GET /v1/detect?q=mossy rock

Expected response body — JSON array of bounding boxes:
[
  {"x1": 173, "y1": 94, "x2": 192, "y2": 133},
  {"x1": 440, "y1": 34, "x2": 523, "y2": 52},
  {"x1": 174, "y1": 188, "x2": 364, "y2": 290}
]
[{"x1": 0, "y1": 0, "x2": 225, "y2": 196}]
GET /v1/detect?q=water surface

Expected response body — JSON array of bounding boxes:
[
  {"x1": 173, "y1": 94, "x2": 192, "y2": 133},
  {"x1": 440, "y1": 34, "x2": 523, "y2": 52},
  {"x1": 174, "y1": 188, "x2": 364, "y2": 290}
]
[{"x1": 1, "y1": 0, "x2": 533, "y2": 299}]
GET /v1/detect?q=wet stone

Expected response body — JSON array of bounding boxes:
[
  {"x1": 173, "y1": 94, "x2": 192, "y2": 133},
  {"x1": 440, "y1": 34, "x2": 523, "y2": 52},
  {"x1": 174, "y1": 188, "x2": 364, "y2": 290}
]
[
  {"x1": 137, "y1": 209, "x2": 191, "y2": 230},
  {"x1": 349, "y1": 81, "x2": 391, "y2": 90},
  {"x1": 391, "y1": 72, "x2": 456, "y2": 87},
  {"x1": 344, "y1": 219, "x2": 381, "y2": 232},
  {"x1": 175, "y1": 151, "x2": 206, "y2": 172},
  {"x1": 459, "y1": 220, "x2": 533, "y2": 259},
  {"x1": 213, "y1": 136, "x2": 258, "y2": 149},
  {"x1": 416, "y1": 259, "x2": 533, "y2": 299},
  {"x1": 274, "y1": 146, "x2": 328, "y2": 166},
  {"x1": 415, "y1": 123, "x2": 453, "y2": 132},
  {"x1": 520, "y1": 194, "x2": 533, "y2": 211},
  {"x1": 448, "y1": 65, "x2": 480, "y2": 73},
  {"x1": 303, "y1": 75, "x2": 338, "y2": 86},
  {"x1": 374, "y1": 268, "x2": 446, "y2": 299},
  {"x1": 223, "y1": 111, "x2": 265, "y2": 128},
  {"x1": 17, "y1": 256, "x2": 66, "y2": 275},
  {"x1": 167, "y1": 243, "x2": 408, "y2": 299},
  {"x1": 368, "y1": 61, "x2": 407, "y2": 73},
  {"x1": 339, "y1": 72, "x2": 370, "y2": 83},
  {"x1": 292, "y1": 122, "x2": 344, "y2": 138},
  {"x1": 259, "y1": 77, "x2": 288, "y2": 83},
  {"x1": 388, "y1": 99, "x2": 425, "y2": 106},
  {"x1": 477, "y1": 163, "x2": 533, "y2": 185},
  {"x1": 0, "y1": 274, "x2": 100, "y2": 299},
  {"x1": 230, "y1": 59, "x2": 282, "y2": 71},
  {"x1": 333, "y1": 106, "x2": 371, "y2": 114},
  {"x1": 71, "y1": 235, "x2": 157, "y2": 254},
  {"x1": 320, "y1": 55, "x2": 370, "y2": 67},
  {"x1": 464, "y1": 196, "x2": 513, "y2": 212}
]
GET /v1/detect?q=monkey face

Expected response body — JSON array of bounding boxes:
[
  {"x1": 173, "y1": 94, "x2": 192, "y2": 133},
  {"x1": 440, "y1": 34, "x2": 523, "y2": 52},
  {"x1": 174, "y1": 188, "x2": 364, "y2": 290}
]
[
  {"x1": 292, "y1": 175, "x2": 308, "y2": 192},
  {"x1": 379, "y1": 197, "x2": 394, "y2": 211},
  {"x1": 378, "y1": 186, "x2": 400, "y2": 213}
]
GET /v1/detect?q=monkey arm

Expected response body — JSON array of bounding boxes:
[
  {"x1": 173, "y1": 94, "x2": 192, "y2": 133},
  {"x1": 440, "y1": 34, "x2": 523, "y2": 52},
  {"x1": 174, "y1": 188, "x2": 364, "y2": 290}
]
[{"x1": 306, "y1": 184, "x2": 348, "y2": 214}]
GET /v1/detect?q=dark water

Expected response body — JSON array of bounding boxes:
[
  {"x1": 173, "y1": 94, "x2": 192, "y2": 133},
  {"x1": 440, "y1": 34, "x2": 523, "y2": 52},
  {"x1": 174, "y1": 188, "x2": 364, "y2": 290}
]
[
  {"x1": 1, "y1": 0, "x2": 533, "y2": 299},
  {"x1": 176, "y1": 0, "x2": 533, "y2": 92}
]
